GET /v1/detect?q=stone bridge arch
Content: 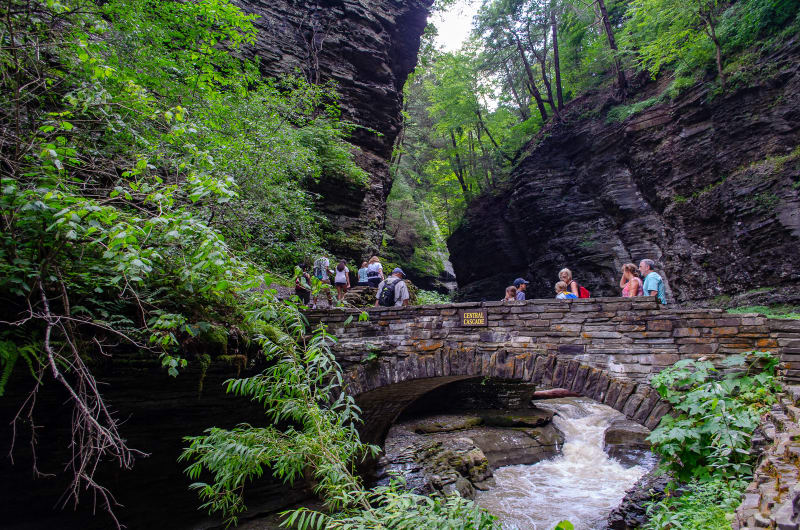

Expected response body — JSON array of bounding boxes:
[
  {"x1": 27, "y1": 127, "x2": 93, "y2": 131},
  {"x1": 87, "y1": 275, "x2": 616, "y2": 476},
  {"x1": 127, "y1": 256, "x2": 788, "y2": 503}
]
[
  {"x1": 343, "y1": 350, "x2": 668, "y2": 444},
  {"x1": 305, "y1": 297, "x2": 800, "y2": 444}
]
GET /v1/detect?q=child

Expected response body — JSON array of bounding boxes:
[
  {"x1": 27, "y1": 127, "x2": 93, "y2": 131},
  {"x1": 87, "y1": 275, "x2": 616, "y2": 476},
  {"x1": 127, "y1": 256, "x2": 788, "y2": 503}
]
[
  {"x1": 555, "y1": 281, "x2": 577, "y2": 299},
  {"x1": 503, "y1": 286, "x2": 517, "y2": 301},
  {"x1": 334, "y1": 259, "x2": 350, "y2": 303}
]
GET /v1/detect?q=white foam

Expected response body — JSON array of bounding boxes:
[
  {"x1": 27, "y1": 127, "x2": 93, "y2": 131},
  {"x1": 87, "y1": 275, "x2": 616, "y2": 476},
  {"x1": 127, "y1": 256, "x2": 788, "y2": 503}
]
[{"x1": 475, "y1": 398, "x2": 652, "y2": 530}]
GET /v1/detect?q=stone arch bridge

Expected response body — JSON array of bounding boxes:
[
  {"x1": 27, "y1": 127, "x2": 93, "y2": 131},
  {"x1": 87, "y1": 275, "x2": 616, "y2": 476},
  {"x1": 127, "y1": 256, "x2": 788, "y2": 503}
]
[{"x1": 305, "y1": 297, "x2": 800, "y2": 443}]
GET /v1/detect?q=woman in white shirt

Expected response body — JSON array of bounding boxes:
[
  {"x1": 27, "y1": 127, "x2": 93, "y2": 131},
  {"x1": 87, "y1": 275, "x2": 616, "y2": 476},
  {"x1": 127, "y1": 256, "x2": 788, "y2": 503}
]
[
  {"x1": 366, "y1": 256, "x2": 384, "y2": 288},
  {"x1": 334, "y1": 260, "x2": 350, "y2": 302}
]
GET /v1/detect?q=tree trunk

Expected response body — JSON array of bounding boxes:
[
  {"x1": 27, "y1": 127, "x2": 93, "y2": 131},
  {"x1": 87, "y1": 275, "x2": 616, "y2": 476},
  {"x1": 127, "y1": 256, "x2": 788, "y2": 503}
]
[
  {"x1": 596, "y1": 0, "x2": 627, "y2": 92},
  {"x1": 467, "y1": 129, "x2": 482, "y2": 192},
  {"x1": 503, "y1": 60, "x2": 530, "y2": 120},
  {"x1": 476, "y1": 127, "x2": 496, "y2": 189},
  {"x1": 551, "y1": 11, "x2": 564, "y2": 110},
  {"x1": 475, "y1": 107, "x2": 515, "y2": 163},
  {"x1": 510, "y1": 31, "x2": 548, "y2": 121},
  {"x1": 449, "y1": 129, "x2": 469, "y2": 195},
  {"x1": 700, "y1": 10, "x2": 726, "y2": 92},
  {"x1": 526, "y1": 22, "x2": 558, "y2": 117}
]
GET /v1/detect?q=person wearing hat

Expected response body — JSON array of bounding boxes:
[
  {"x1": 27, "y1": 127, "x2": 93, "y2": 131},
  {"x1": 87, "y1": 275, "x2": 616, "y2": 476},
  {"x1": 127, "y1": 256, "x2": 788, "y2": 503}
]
[
  {"x1": 513, "y1": 277, "x2": 529, "y2": 301},
  {"x1": 375, "y1": 267, "x2": 410, "y2": 307}
]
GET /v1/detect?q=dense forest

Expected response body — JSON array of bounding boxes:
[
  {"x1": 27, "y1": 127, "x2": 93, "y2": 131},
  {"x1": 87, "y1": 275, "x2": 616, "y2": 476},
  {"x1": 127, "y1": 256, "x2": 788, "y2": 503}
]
[{"x1": 1, "y1": 0, "x2": 798, "y2": 528}]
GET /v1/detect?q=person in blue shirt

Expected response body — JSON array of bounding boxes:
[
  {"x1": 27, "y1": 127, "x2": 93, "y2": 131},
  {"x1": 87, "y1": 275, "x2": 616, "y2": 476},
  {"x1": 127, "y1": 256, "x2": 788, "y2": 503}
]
[
  {"x1": 513, "y1": 278, "x2": 529, "y2": 300},
  {"x1": 639, "y1": 259, "x2": 667, "y2": 304}
]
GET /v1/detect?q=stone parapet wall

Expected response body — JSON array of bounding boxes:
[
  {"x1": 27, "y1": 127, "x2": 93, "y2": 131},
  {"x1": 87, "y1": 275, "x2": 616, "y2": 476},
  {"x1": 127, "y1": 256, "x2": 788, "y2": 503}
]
[{"x1": 306, "y1": 297, "x2": 800, "y2": 384}]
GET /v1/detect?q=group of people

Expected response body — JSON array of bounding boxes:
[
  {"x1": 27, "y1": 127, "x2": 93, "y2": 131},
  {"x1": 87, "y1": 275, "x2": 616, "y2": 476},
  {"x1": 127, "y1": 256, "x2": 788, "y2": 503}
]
[
  {"x1": 502, "y1": 260, "x2": 667, "y2": 304},
  {"x1": 294, "y1": 255, "x2": 410, "y2": 308}
]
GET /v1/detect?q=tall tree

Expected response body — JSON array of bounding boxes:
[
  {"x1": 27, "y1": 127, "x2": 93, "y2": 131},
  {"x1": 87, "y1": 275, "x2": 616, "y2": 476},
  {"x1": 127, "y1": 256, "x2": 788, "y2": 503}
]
[{"x1": 595, "y1": 0, "x2": 628, "y2": 92}]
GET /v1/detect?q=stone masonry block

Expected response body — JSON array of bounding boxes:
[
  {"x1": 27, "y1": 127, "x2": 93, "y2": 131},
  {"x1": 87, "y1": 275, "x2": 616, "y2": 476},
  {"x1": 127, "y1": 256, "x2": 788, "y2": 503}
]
[
  {"x1": 571, "y1": 364, "x2": 590, "y2": 392},
  {"x1": 542, "y1": 355, "x2": 558, "y2": 387},
  {"x1": 592, "y1": 372, "x2": 611, "y2": 402},
  {"x1": 613, "y1": 381, "x2": 638, "y2": 412},
  {"x1": 604, "y1": 380, "x2": 622, "y2": 408},
  {"x1": 645, "y1": 402, "x2": 672, "y2": 430},
  {"x1": 552, "y1": 360, "x2": 567, "y2": 388},
  {"x1": 582, "y1": 368, "x2": 602, "y2": 397},
  {"x1": 633, "y1": 389, "x2": 662, "y2": 425},
  {"x1": 622, "y1": 391, "x2": 646, "y2": 418},
  {"x1": 523, "y1": 353, "x2": 539, "y2": 381},
  {"x1": 678, "y1": 343, "x2": 719, "y2": 354},
  {"x1": 648, "y1": 320, "x2": 674, "y2": 332},
  {"x1": 532, "y1": 355, "x2": 548, "y2": 385},
  {"x1": 562, "y1": 359, "x2": 581, "y2": 389}
]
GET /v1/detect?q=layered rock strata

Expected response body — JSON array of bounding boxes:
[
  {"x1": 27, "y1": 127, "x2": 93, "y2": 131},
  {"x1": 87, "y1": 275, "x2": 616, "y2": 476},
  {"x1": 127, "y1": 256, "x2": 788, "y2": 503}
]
[
  {"x1": 236, "y1": 0, "x2": 432, "y2": 260},
  {"x1": 375, "y1": 410, "x2": 564, "y2": 498},
  {"x1": 449, "y1": 43, "x2": 800, "y2": 302},
  {"x1": 734, "y1": 384, "x2": 800, "y2": 530}
]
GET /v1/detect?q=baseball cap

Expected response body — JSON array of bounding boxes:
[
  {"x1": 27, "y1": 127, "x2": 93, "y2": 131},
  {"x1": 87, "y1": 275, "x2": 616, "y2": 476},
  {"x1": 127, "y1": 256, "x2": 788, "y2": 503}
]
[
  {"x1": 513, "y1": 277, "x2": 529, "y2": 287},
  {"x1": 392, "y1": 267, "x2": 405, "y2": 277}
]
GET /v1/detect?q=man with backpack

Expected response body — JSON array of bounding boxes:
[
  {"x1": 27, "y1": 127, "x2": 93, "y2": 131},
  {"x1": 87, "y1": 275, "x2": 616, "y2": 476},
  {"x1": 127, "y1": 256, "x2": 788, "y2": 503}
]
[
  {"x1": 375, "y1": 268, "x2": 410, "y2": 307},
  {"x1": 311, "y1": 256, "x2": 334, "y2": 308}
]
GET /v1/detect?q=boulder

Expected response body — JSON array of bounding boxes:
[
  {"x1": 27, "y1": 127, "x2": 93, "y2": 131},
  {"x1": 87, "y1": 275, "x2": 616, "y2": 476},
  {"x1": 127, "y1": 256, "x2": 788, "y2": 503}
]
[
  {"x1": 604, "y1": 468, "x2": 671, "y2": 530},
  {"x1": 604, "y1": 417, "x2": 652, "y2": 467},
  {"x1": 377, "y1": 410, "x2": 564, "y2": 497}
]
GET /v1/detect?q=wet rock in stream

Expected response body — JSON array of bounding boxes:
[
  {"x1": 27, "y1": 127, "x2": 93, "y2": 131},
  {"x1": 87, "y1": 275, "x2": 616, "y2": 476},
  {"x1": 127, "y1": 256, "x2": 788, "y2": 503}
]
[
  {"x1": 375, "y1": 409, "x2": 563, "y2": 498},
  {"x1": 604, "y1": 467, "x2": 671, "y2": 530},
  {"x1": 604, "y1": 417, "x2": 653, "y2": 468}
]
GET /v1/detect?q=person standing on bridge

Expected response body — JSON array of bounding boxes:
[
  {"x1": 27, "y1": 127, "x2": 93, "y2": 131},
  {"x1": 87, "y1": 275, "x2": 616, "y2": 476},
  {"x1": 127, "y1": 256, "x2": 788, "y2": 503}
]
[
  {"x1": 513, "y1": 278, "x2": 529, "y2": 300},
  {"x1": 639, "y1": 259, "x2": 667, "y2": 304},
  {"x1": 503, "y1": 286, "x2": 517, "y2": 301},
  {"x1": 376, "y1": 268, "x2": 410, "y2": 307},
  {"x1": 366, "y1": 256, "x2": 384, "y2": 288}
]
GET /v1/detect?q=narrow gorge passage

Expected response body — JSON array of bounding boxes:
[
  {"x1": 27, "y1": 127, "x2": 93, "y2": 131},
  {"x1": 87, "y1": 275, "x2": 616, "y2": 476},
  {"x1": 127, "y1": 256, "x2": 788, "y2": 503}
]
[{"x1": 475, "y1": 398, "x2": 655, "y2": 529}]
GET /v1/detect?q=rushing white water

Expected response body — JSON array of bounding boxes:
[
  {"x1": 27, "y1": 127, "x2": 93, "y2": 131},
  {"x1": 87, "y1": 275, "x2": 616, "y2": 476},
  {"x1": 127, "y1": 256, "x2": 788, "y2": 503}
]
[{"x1": 474, "y1": 398, "x2": 654, "y2": 530}]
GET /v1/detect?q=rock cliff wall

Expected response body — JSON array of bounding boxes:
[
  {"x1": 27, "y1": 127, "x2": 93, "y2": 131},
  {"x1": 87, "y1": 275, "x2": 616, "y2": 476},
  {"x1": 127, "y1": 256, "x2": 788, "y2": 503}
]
[
  {"x1": 237, "y1": 0, "x2": 431, "y2": 260},
  {"x1": 449, "y1": 41, "x2": 800, "y2": 302}
]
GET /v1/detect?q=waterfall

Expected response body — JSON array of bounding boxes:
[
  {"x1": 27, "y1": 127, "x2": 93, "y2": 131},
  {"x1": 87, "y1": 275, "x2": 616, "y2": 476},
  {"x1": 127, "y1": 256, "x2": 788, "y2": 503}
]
[
  {"x1": 421, "y1": 208, "x2": 458, "y2": 293},
  {"x1": 474, "y1": 398, "x2": 655, "y2": 529}
]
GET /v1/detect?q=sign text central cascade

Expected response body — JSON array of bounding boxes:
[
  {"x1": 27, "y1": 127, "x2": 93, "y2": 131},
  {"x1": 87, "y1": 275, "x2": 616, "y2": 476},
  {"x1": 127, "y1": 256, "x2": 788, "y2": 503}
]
[{"x1": 460, "y1": 309, "x2": 488, "y2": 327}]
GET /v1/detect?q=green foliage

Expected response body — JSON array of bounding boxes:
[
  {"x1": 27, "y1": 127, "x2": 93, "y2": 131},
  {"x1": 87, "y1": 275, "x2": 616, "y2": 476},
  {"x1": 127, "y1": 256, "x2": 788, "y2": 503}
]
[
  {"x1": 0, "y1": 0, "x2": 367, "y2": 522},
  {"x1": 648, "y1": 352, "x2": 780, "y2": 482},
  {"x1": 417, "y1": 290, "x2": 453, "y2": 305},
  {"x1": 287, "y1": 480, "x2": 499, "y2": 529},
  {"x1": 606, "y1": 94, "x2": 664, "y2": 122},
  {"x1": 643, "y1": 352, "x2": 781, "y2": 528},
  {"x1": 180, "y1": 303, "x2": 498, "y2": 528},
  {"x1": 727, "y1": 304, "x2": 800, "y2": 319},
  {"x1": 554, "y1": 521, "x2": 575, "y2": 530},
  {"x1": 643, "y1": 477, "x2": 746, "y2": 530}
]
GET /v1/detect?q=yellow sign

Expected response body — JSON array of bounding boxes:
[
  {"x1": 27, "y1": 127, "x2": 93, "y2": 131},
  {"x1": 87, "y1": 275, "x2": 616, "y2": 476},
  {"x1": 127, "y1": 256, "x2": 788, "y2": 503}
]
[{"x1": 460, "y1": 309, "x2": 488, "y2": 327}]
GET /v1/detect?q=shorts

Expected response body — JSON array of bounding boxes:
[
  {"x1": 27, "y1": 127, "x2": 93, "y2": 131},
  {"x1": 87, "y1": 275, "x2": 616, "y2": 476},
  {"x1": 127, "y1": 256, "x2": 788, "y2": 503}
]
[
  {"x1": 367, "y1": 277, "x2": 380, "y2": 288},
  {"x1": 335, "y1": 281, "x2": 347, "y2": 287},
  {"x1": 294, "y1": 289, "x2": 310, "y2": 305}
]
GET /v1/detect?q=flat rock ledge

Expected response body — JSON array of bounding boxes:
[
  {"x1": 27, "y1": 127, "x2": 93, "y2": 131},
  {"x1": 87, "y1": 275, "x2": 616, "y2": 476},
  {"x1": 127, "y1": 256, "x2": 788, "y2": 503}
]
[{"x1": 374, "y1": 410, "x2": 563, "y2": 498}]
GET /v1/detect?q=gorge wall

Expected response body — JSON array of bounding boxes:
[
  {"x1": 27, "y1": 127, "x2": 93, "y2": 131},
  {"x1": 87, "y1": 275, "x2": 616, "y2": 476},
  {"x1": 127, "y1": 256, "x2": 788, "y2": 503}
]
[
  {"x1": 449, "y1": 41, "x2": 800, "y2": 302},
  {"x1": 237, "y1": 0, "x2": 432, "y2": 260}
]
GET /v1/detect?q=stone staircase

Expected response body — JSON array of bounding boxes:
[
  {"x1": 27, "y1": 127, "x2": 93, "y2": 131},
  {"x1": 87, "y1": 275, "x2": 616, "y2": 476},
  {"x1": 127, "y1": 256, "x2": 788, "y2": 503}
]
[{"x1": 735, "y1": 385, "x2": 800, "y2": 529}]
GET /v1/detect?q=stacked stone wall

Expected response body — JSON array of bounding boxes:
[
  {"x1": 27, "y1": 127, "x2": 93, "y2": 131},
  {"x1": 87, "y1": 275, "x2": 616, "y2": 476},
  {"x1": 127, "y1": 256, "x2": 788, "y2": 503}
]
[
  {"x1": 306, "y1": 297, "x2": 800, "y2": 384},
  {"x1": 305, "y1": 297, "x2": 800, "y2": 443}
]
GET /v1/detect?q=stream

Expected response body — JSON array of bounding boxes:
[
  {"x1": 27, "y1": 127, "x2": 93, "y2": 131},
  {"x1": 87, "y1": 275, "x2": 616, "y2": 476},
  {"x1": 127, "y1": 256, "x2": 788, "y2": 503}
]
[{"x1": 474, "y1": 398, "x2": 656, "y2": 529}]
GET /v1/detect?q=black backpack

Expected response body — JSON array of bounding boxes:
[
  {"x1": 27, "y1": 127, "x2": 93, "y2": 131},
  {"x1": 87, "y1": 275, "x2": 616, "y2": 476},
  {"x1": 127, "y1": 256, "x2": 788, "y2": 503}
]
[{"x1": 378, "y1": 279, "x2": 399, "y2": 307}]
